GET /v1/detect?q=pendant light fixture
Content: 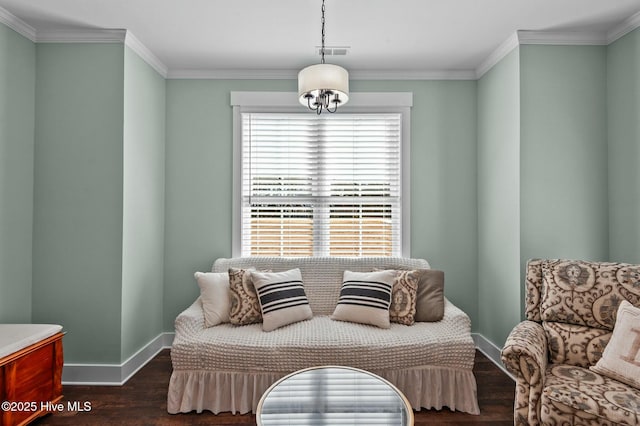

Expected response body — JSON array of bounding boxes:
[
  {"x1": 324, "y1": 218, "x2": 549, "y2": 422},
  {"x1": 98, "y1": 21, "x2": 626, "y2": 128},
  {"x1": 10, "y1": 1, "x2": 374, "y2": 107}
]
[{"x1": 298, "y1": 0, "x2": 349, "y2": 114}]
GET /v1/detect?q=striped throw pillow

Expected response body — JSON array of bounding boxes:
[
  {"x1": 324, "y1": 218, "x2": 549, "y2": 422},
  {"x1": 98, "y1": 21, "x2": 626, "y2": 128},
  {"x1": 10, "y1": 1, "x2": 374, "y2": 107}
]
[
  {"x1": 331, "y1": 270, "x2": 396, "y2": 329},
  {"x1": 251, "y1": 268, "x2": 313, "y2": 332}
]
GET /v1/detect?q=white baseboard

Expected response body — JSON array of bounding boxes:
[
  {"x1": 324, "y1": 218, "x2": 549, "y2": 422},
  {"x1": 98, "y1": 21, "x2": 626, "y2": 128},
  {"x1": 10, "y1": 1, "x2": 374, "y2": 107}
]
[
  {"x1": 62, "y1": 332, "x2": 174, "y2": 385},
  {"x1": 162, "y1": 332, "x2": 174, "y2": 347},
  {"x1": 471, "y1": 333, "x2": 515, "y2": 381},
  {"x1": 62, "y1": 331, "x2": 513, "y2": 385}
]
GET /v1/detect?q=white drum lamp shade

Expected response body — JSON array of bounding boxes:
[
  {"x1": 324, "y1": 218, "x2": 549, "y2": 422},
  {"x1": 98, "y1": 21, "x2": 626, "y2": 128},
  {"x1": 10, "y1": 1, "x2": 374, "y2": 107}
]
[{"x1": 298, "y1": 63, "x2": 350, "y2": 107}]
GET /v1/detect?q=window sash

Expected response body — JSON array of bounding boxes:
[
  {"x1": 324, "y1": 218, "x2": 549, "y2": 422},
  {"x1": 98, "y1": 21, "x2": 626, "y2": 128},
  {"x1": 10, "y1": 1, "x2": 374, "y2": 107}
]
[{"x1": 240, "y1": 112, "x2": 401, "y2": 257}]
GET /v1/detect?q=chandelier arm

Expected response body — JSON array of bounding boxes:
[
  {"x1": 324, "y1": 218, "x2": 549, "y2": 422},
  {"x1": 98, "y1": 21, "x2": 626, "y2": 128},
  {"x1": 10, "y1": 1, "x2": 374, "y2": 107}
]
[{"x1": 327, "y1": 94, "x2": 338, "y2": 113}]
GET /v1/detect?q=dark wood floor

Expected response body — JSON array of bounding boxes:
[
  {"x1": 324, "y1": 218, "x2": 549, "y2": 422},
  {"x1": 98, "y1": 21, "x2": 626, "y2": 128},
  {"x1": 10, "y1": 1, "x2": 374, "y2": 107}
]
[{"x1": 34, "y1": 349, "x2": 515, "y2": 425}]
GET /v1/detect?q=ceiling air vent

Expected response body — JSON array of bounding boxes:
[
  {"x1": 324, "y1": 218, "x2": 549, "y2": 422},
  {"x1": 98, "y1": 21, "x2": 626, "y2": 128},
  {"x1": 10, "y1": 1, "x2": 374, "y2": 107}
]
[{"x1": 317, "y1": 46, "x2": 350, "y2": 56}]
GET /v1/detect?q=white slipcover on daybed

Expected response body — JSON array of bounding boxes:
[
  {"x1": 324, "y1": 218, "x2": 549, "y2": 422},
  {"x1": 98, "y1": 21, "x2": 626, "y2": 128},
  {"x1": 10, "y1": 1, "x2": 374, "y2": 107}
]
[{"x1": 168, "y1": 257, "x2": 480, "y2": 415}]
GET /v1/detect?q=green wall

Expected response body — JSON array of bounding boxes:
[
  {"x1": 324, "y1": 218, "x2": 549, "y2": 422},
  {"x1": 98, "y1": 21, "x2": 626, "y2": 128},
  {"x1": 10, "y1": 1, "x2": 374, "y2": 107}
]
[
  {"x1": 121, "y1": 46, "x2": 166, "y2": 361},
  {"x1": 608, "y1": 29, "x2": 640, "y2": 263},
  {"x1": 0, "y1": 25, "x2": 35, "y2": 323},
  {"x1": 32, "y1": 43, "x2": 125, "y2": 363},
  {"x1": 353, "y1": 80, "x2": 479, "y2": 325},
  {"x1": 477, "y1": 48, "x2": 522, "y2": 347},
  {"x1": 31, "y1": 42, "x2": 166, "y2": 364},
  {"x1": 164, "y1": 80, "x2": 291, "y2": 331},
  {"x1": 520, "y1": 45, "x2": 609, "y2": 262},
  {"x1": 478, "y1": 45, "x2": 610, "y2": 348},
  {"x1": 164, "y1": 79, "x2": 479, "y2": 331}
]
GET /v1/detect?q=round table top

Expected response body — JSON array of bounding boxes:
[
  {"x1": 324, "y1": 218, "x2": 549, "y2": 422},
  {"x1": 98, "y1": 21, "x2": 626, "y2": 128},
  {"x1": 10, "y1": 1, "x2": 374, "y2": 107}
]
[{"x1": 257, "y1": 365, "x2": 414, "y2": 426}]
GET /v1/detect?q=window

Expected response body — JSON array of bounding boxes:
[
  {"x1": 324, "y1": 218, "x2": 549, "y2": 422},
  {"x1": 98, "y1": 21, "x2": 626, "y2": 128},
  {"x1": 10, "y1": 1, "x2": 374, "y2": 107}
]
[{"x1": 232, "y1": 92, "x2": 411, "y2": 257}]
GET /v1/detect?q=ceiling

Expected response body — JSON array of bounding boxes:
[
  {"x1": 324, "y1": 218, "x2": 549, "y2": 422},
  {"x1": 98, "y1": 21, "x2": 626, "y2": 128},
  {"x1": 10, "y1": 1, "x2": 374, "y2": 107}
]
[{"x1": 1, "y1": 0, "x2": 639, "y2": 77}]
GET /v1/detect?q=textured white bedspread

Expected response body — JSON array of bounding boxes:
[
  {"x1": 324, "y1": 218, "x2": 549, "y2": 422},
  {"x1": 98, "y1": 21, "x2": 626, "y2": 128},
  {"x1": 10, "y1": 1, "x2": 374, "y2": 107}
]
[
  {"x1": 168, "y1": 257, "x2": 479, "y2": 415},
  {"x1": 169, "y1": 298, "x2": 479, "y2": 415},
  {"x1": 172, "y1": 299, "x2": 474, "y2": 373}
]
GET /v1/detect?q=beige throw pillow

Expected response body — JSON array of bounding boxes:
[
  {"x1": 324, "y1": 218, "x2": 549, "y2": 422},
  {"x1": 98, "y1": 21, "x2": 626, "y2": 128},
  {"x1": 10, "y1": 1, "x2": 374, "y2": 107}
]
[
  {"x1": 590, "y1": 300, "x2": 640, "y2": 389},
  {"x1": 251, "y1": 268, "x2": 313, "y2": 332},
  {"x1": 413, "y1": 269, "x2": 445, "y2": 322},
  {"x1": 228, "y1": 267, "x2": 262, "y2": 325},
  {"x1": 194, "y1": 272, "x2": 230, "y2": 327},
  {"x1": 331, "y1": 270, "x2": 395, "y2": 329}
]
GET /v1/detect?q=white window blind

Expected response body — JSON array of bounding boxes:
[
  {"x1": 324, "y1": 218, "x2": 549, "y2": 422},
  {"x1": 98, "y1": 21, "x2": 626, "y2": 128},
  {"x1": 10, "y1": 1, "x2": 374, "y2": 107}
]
[{"x1": 241, "y1": 112, "x2": 402, "y2": 257}]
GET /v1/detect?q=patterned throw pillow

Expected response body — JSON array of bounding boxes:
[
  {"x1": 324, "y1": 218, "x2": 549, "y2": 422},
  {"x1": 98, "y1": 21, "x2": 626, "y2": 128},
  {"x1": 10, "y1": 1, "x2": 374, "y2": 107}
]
[
  {"x1": 389, "y1": 270, "x2": 418, "y2": 325},
  {"x1": 251, "y1": 268, "x2": 313, "y2": 332},
  {"x1": 539, "y1": 259, "x2": 640, "y2": 329},
  {"x1": 228, "y1": 268, "x2": 262, "y2": 325},
  {"x1": 590, "y1": 300, "x2": 640, "y2": 389},
  {"x1": 194, "y1": 271, "x2": 230, "y2": 327},
  {"x1": 331, "y1": 270, "x2": 396, "y2": 329}
]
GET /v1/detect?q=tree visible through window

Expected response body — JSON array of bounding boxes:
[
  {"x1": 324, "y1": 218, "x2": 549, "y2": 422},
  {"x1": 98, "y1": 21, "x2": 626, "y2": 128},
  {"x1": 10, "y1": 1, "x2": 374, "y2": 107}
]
[{"x1": 240, "y1": 112, "x2": 402, "y2": 257}]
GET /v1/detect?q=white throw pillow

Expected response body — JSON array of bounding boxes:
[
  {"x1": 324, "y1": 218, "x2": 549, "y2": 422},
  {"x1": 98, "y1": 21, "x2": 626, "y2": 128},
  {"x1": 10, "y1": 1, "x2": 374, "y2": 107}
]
[
  {"x1": 251, "y1": 268, "x2": 313, "y2": 332},
  {"x1": 331, "y1": 270, "x2": 396, "y2": 329},
  {"x1": 590, "y1": 300, "x2": 640, "y2": 389},
  {"x1": 194, "y1": 272, "x2": 230, "y2": 327}
]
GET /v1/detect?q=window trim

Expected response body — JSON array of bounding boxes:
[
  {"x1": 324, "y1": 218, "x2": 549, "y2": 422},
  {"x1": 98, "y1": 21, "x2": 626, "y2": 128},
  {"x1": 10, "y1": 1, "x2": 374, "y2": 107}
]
[{"x1": 231, "y1": 91, "x2": 412, "y2": 258}]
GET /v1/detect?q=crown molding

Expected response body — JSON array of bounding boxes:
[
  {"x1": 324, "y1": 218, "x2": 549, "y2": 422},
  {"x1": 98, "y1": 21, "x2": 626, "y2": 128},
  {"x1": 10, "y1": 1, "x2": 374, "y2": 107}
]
[
  {"x1": 474, "y1": 27, "x2": 620, "y2": 79},
  {"x1": 517, "y1": 29, "x2": 608, "y2": 45},
  {"x1": 36, "y1": 28, "x2": 126, "y2": 43},
  {"x1": 0, "y1": 6, "x2": 168, "y2": 76},
  {"x1": 34, "y1": 28, "x2": 168, "y2": 77},
  {"x1": 0, "y1": 5, "x2": 36, "y2": 41},
  {"x1": 349, "y1": 69, "x2": 476, "y2": 80},
  {"x1": 475, "y1": 32, "x2": 520, "y2": 79},
  {"x1": 167, "y1": 67, "x2": 476, "y2": 80},
  {"x1": 607, "y1": 10, "x2": 640, "y2": 44},
  {"x1": 124, "y1": 32, "x2": 168, "y2": 78},
  {"x1": 167, "y1": 68, "x2": 298, "y2": 79}
]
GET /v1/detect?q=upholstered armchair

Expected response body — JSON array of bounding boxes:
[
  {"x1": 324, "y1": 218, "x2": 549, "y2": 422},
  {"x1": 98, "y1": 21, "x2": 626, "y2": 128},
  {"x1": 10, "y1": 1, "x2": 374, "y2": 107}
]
[{"x1": 501, "y1": 259, "x2": 640, "y2": 425}]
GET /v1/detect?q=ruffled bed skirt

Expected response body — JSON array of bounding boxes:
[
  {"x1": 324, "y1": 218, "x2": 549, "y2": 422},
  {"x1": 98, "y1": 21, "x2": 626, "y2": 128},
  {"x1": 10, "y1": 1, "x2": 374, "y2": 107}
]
[{"x1": 167, "y1": 366, "x2": 480, "y2": 415}]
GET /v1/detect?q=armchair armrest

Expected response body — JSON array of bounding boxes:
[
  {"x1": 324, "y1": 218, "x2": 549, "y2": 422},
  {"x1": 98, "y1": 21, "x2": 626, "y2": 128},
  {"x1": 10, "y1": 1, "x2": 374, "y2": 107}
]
[
  {"x1": 502, "y1": 320, "x2": 548, "y2": 378},
  {"x1": 501, "y1": 320, "x2": 548, "y2": 426},
  {"x1": 173, "y1": 297, "x2": 205, "y2": 341}
]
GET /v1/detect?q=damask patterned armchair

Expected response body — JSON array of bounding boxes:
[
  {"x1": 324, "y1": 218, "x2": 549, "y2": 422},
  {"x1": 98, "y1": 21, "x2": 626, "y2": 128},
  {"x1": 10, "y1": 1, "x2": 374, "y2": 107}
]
[{"x1": 501, "y1": 259, "x2": 640, "y2": 425}]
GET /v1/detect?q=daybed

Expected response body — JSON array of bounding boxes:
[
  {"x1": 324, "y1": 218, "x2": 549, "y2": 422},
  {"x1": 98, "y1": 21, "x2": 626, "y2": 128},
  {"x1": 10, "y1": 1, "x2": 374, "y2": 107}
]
[
  {"x1": 168, "y1": 256, "x2": 480, "y2": 415},
  {"x1": 501, "y1": 259, "x2": 640, "y2": 425}
]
